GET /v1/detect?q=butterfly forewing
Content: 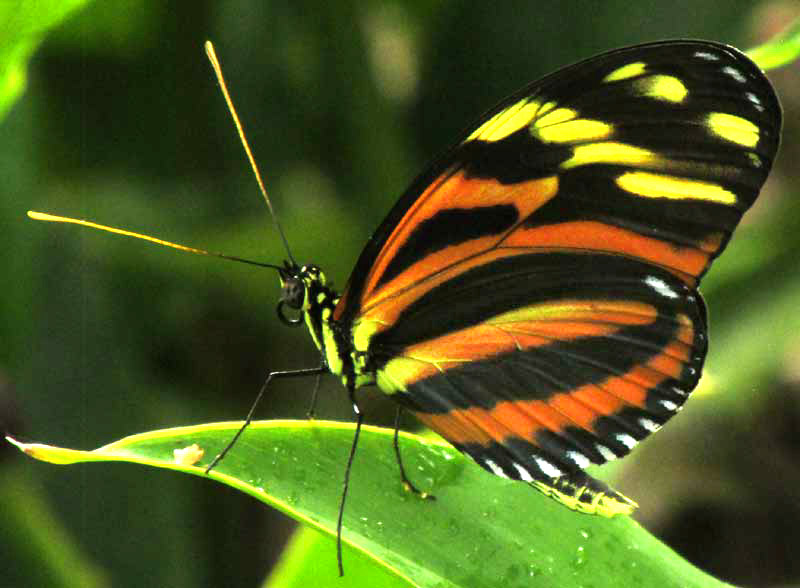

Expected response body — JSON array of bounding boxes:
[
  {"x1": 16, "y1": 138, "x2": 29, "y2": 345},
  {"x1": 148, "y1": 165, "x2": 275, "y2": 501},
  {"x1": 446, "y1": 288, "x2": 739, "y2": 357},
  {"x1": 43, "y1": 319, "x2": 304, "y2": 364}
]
[
  {"x1": 336, "y1": 41, "x2": 779, "y2": 321},
  {"x1": 330, "y1": 41, "x2": 780, "y2": 511}
]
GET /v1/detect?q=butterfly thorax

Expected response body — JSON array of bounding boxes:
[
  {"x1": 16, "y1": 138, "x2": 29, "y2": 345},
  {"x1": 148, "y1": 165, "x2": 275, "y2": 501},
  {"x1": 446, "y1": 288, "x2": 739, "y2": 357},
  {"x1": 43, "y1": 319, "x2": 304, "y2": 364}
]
[{"x1": 279, "y1": 263, "x2": 374, "y2": 391}]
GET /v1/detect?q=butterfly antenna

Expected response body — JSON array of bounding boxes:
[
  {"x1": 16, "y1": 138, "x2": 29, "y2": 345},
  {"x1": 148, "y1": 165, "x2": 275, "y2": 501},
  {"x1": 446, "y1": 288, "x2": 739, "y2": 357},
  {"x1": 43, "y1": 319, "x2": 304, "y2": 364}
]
[
  {"x1": 205, "y1": 41, "x2": 297, "y2": 267},
  {"x1": 26, "y1": 211, "x2": 283, "y2": 271}
]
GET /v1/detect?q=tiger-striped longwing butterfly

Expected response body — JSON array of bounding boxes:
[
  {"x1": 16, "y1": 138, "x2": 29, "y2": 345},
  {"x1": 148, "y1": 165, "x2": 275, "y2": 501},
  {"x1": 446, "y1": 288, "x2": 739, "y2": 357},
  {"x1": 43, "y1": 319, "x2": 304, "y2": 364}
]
[
  {"x1": 31, "y1": 39, "x2": 781, "y2": 570},
  {"x1": 282, "y1": 39, "x2": 780, "y2": 514}
]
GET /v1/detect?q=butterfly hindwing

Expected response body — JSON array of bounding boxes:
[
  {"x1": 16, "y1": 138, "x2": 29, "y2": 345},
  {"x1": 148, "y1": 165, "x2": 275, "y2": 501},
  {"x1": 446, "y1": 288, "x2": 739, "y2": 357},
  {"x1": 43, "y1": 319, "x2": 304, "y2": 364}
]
[
  {"x1": 369, "y1": 251, "x2": 704, "y2": 513},
  {"x1": 328, "y1": 41, "x2": 780, "y2": 511}
]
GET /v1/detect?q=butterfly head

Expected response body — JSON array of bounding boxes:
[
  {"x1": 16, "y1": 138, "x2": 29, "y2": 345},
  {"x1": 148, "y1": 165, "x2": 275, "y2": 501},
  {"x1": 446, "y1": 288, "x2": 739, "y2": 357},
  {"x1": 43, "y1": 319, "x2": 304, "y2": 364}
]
[{"x1": 277, "y1": 262, "x2": 331, "y2": 327}]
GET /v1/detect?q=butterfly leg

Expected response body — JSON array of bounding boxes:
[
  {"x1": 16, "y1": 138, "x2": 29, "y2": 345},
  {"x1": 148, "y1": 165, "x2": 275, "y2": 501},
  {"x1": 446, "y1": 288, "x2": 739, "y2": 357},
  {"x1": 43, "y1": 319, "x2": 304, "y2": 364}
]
[
  {"x1": 337, "y1": 385, "x2": 364, "y2": 577},
  {"x1": 306, "y1": 371, "x2": 324, "y2": 419},
  {"x1": 393, "y1": 407, "x2": 435, "y2": 500},
  {"x1": 206, "y1": 365, "x2": 327, "y2": 473}
]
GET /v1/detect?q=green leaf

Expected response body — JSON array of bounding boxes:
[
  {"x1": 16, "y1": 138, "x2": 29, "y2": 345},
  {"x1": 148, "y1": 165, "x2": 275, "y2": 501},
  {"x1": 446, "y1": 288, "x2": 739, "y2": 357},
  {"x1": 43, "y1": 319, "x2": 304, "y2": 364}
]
[
  {"x1": 747, "y1": 15, "x2": 800, "y2": 70},
  {"x1": 265, "y1": 526, "x2": 410, "y2": 588},
  {"x1": 8, "y1": 421, "x2": 734, "y2": 588},
  {"x1": 0, "y1": 466, "x2": 107, "y2": 588},
  {"x1": 0, "y1": 0, "x2": 91, "y2": 120}
]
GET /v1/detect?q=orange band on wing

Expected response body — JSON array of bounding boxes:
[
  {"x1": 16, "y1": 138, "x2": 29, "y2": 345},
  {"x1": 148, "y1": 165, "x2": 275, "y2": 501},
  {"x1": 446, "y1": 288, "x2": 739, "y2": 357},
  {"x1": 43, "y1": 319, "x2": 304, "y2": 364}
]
[
  {"x1": 361, "y1": 171, "x2": 559, "y2": 311},
  {"x1": 502, "y1": 221, "x2": 711, "y2": 284},
  {"x1": 358, "y1": 247, "x2": 534, "y2": 327},
  {"x1": 407, "y1": 315, "x2": 695, "y2": 446},
  {"x1": 380, "y1": 300, "x2": 658, "y2": 384}
]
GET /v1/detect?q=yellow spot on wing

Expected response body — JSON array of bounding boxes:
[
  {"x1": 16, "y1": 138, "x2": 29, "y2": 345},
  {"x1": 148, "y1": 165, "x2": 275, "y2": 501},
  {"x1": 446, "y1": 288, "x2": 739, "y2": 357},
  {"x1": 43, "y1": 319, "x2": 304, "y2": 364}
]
[
  {"x1": 604, "y1": 62, "x2": 646, "y2": 82},
  {"x1": 377, "y1": 357, "x2": 424, "y2": 394},
  {"x1": 535, "y1": 118, "x2": 613, "y2": 143},
  {"x1": 617, "y1": 171, "x2": 736, "y2": 204},
  {"x1": 562, "y1": 142, "x2": 656, "y2": 169},
  {"x1": 747, "y1": 152, "x2": 763, "y2": 167},
  {"x1": 352, "y1": 319, "x2": 383, "y2": 352},
  {"x1": 537, "y1": 101, "x2": 558, "y2": 116},
  {"x1": 530, "y1": 107, "x2": 613, "y2": 143},
  {"x1": 536, "y1": 107, "x2": 576, "y2": 127},
  {"x1": 487, "y1": 300, "x2": 656, "y2": 326},
  {"x1": 634, "y1": 75, "x2": 687, "y2": 103},
  {"x1": 706, "y1": 112, "x2": 759, "y2": 147},
  {"x1": 467, "y1": 100, "x2": 542, "y2": 142}
]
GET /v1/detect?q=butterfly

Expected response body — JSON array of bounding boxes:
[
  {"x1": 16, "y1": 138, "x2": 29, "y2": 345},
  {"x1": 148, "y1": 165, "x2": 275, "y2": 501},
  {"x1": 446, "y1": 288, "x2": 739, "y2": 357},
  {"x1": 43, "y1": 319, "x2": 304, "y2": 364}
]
[
  {"x1": 31, "y1": 39, "x2": 781, "y2": 574},
  {"x1": 273, "y1": 39, "x2": 781, "y2": 515}
]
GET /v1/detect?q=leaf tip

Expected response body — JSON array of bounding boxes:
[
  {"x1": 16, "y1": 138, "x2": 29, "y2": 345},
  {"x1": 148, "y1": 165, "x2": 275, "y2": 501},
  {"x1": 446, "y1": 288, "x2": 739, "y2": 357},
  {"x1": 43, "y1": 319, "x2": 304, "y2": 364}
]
[{"x1": 5, "y1": 434, "x2": 26, "y2": 452}]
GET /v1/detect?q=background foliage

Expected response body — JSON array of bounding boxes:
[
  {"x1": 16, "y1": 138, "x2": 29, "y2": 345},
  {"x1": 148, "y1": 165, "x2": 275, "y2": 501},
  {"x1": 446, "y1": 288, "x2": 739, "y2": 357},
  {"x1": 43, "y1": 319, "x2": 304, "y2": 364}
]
[{"x1": 2, "y1": 1, "x2": 799, "y2": 587}]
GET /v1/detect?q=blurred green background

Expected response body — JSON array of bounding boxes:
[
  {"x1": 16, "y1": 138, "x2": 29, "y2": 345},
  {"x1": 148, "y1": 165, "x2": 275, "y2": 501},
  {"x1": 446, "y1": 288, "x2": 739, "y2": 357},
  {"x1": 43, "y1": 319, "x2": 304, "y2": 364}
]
[{"x1": 2, "y1": 1, "x2": 799, "y2": 586}]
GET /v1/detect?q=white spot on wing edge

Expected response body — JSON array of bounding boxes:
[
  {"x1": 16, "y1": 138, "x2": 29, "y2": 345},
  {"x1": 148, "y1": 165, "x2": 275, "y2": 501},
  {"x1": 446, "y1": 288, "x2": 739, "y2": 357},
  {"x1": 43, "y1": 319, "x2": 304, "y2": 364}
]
[
  {"x1": 616, "y1": 433, "x2": 638, "y2": 450},
  {"x1": 596, "y1": 443, "x2": 618, "y2": 462},
  {"x1": 745, "y1": 91, "x2": 761, "y2": 106},
  {"x1": 566, "y1": 450, "x2": 591, "y2": 469},
  {"x1": 483, "y1": 458, "x2": 509, "y2": 479},
  {"x1": 645, "y1": 275, "x2": 679, "y2": 299},
  {"x1": 693, "y1": 51, "x2": 719, "y2": 61},
  {"x1": 512, "y1": 462, "x2": 534, "y2": 482},
  {"x1": 660, "y1": 399, "x2": 679, "y2": 411},
  {"x1": 745, "y1": 91, "x2": 765, "y2": 112},
  {"x1": 638, "y1": 417, "x2": 661, "y2": 433},
  {"x1": 672, "y1": 385, "x2": 689, "y2": 397},
  {"x1": 534, "y1": 456, "x2": 563, "y2": 478},
  {"x1": 722, "y1": 65, "x2": 747, "y2": 83}
]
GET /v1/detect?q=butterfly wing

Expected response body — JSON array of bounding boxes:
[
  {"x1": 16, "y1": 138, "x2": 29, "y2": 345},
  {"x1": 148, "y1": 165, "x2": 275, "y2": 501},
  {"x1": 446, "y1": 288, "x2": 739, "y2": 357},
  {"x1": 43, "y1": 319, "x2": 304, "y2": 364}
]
[
  {"x1": 333, "y1": 41, "x2": 781, "y2": 511},
  {"x1": 371, "y1": 250, "x2": 704, "y2": 513}
]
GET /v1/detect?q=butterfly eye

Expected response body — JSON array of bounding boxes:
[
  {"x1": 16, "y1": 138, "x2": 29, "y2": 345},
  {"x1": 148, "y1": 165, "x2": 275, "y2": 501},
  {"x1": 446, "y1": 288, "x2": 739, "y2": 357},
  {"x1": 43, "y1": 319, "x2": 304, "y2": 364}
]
[
  {"x1": 281, "y1": 276, "x2": 306, "y2": 309},
  {"x1": 277, "y1": 278, "x2": 305, "y2": 328}
]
